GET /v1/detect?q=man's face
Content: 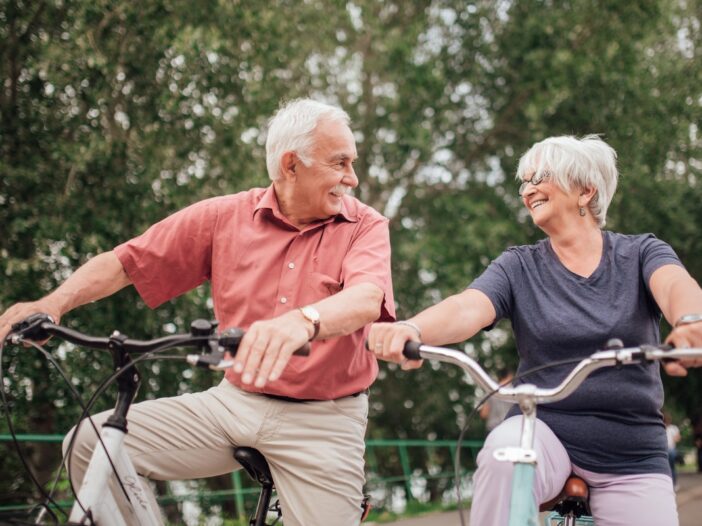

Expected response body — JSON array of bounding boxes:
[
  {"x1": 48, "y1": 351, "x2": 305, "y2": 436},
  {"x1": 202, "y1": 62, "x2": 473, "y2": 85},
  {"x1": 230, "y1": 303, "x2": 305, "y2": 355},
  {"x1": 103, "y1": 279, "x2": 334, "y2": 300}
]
[{"x1": 293, "y1": 118, "x2": 359, "y2": 221}]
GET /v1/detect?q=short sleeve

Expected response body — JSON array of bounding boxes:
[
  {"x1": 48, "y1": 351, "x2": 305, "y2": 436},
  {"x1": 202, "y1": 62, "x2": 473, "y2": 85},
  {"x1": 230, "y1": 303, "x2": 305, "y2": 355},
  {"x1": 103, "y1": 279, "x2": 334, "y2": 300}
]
[
  {"x1": 467, "y1": 250, "x2": 518, "y2": 324},
  {"x1": 341, "y1": 214, "x2": 395, "y2": 321},
  {"x1": 639, "y1": 234, "x2": 683, "y2": 290},
  {"x1": 114, "y1": 199, "x2": 218, "y2": 308}
]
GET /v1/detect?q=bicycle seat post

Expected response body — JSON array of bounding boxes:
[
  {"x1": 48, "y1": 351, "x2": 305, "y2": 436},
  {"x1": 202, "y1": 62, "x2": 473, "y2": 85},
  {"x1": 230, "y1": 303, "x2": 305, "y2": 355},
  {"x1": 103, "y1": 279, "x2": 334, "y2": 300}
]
[{"x1": 233, "y1": 447, "x2": 277, "y2": 526}]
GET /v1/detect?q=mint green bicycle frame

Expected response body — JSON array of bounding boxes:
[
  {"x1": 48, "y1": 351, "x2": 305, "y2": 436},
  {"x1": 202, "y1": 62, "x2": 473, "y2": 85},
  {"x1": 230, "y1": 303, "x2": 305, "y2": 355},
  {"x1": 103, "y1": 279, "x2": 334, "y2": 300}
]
[
  {"x1": 510, "y1": 463, "x2": 538, "y2": 526},
  {"x1": 505, "y1": 393, "x2": 597, "y2": 526},
  {"x1": 503, "y1": 398, "x2": 594, "y2": 526},
  {"x1": 402, "y1": 342, "x2": 702, "y2": 526},
  {"x1": 502, "y1": 393, "x2": 539, "y2": 526}
]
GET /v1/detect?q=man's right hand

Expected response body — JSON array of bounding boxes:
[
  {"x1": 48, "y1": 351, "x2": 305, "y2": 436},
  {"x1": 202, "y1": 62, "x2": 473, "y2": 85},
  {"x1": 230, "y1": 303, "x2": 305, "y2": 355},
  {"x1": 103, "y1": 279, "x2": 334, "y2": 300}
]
[{"x1": 0, "y1": 301, "x2": 62, "y2": 343}]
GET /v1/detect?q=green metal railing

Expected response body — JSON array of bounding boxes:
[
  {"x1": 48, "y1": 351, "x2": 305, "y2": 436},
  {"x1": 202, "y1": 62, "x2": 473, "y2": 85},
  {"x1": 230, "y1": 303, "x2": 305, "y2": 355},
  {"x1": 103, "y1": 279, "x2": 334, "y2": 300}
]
[
  {"x1": 365, "y1": 438, "x2": 483, "y2": 501},
  {"x1": 0, "y1": 433, "x2": 484, "y2": 519}
]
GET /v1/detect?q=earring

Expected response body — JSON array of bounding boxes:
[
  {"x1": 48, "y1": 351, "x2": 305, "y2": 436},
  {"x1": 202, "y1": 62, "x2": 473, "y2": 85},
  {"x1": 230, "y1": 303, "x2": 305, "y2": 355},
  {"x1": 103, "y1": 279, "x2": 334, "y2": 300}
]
[{"x1": 579, "y1": 207, "x2": 586, "y2": 217}]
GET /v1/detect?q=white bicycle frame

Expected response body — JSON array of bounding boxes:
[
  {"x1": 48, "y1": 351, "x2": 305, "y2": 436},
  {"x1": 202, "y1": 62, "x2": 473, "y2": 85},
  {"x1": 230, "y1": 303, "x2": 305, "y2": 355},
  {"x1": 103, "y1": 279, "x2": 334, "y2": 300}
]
[
  {"x1": 68, "y1": 425, "x2": 161, "y2": 526},
  {"x1": 8, "y1": 316, "x2": 241, "y2": 526}
]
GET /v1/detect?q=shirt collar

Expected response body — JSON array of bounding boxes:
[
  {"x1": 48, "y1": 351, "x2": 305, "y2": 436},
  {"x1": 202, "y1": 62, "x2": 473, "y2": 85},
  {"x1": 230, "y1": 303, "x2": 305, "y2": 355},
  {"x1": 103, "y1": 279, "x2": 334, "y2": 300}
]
[{"x1": 254, "y1": 184, "x2": 358, "y2": 226}]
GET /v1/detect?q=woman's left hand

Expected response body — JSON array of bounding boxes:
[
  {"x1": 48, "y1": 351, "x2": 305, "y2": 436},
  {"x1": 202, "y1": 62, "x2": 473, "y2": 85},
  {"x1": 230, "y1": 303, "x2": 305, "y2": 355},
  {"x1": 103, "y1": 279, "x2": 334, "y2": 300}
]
[
  {"x1": 663, "y1": 323, "x2": 702, "y2": 376},
  {"x1": 368, "y1": 322, "x2": 424, "y2": 370}
]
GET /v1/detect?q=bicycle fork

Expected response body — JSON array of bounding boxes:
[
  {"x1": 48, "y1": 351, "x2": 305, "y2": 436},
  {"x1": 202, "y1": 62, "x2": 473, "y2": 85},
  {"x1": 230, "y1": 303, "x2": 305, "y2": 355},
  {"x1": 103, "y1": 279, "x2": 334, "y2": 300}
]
[{"x1": 493, "y1": 387, "x2": 539, "y2": 526}]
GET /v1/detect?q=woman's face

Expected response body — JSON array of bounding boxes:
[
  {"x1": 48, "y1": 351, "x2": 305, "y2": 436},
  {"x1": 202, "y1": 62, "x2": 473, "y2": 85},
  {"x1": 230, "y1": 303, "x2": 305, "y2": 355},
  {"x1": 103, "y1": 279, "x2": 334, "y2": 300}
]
[{"x1": 520, "y1": 169, "x2": 579, "y2": 231}]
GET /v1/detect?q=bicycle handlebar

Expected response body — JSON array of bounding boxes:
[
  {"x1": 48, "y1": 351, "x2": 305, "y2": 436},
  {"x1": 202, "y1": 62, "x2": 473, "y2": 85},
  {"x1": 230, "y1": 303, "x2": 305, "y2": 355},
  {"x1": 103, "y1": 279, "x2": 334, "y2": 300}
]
[
  {"x1": 402, "y1": 341, "x2": 702, "y2": 405},
  {"x1": 8, "y1": 313, "x2": 310, "y2": 370}
]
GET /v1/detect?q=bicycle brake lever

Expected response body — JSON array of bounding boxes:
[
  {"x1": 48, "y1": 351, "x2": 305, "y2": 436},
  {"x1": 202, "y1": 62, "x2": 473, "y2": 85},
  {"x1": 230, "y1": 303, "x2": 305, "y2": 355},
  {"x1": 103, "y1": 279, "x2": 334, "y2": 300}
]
[
  {"x1": 9, "y1": 313, "x2": 55, "y2": 342},
  {"x1": 186, "y1": 350, "x2": 226, "y2": 369}
]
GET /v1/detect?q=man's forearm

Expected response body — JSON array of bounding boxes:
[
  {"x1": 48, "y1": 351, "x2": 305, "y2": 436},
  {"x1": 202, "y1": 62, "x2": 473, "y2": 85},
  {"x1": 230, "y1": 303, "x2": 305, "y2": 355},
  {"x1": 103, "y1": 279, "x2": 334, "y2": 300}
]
[
  {"x1": 44, "y1": 251, "x2": 132, "y2": 317},
  {"x1": 310, "y1": 282, "x2": 384, "y2": 339}
]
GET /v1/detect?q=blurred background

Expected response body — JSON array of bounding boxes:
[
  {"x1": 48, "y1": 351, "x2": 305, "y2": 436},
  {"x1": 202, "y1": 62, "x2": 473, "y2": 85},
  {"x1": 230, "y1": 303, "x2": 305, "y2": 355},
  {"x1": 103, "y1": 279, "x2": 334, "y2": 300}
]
[{"x1": 2, "y1": 0, "x2": 702, "y2": 522}]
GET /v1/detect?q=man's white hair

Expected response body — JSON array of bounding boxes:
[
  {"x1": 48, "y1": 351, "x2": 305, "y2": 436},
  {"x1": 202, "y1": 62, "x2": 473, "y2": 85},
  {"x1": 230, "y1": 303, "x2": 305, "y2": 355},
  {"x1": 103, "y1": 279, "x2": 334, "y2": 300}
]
[
  {"x1": 265, "y1": 98, "x2": 350, "y2": 181},
  {"x1": 516, "y1": 135, "x2": 618, "y2": 227}
]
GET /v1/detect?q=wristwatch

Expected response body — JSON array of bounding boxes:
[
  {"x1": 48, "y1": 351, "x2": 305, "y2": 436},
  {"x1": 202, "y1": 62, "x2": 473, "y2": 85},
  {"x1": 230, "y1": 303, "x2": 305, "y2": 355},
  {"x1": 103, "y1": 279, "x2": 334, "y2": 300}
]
[
  {"x1": 674, "y1": 313, "x2": 702, "y2": 328},
  {"x1": 299, "y1": 306, "x2": 320, "y2": 341}
]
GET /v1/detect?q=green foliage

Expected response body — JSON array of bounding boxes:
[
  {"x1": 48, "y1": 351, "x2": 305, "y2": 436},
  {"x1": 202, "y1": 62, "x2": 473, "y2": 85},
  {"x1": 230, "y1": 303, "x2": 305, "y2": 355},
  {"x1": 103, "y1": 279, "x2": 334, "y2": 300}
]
[{"x1": 2, "y1": 0, "x2": 702, "y2": 517}]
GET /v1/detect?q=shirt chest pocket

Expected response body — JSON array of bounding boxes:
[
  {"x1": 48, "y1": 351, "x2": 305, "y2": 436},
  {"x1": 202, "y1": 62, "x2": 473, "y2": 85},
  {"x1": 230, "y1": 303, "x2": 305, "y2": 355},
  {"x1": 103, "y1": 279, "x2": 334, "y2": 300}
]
[{"x1": 298, "y1": 271, "x2": 342, "y2": 305}]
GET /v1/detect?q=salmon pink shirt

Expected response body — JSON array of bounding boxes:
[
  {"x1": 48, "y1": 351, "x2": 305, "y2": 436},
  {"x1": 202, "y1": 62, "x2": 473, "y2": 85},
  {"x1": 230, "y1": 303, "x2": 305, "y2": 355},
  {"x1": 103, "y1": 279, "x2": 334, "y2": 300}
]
[{"x1": 114, "y1": 185, "x2": 395, "y2": 400}]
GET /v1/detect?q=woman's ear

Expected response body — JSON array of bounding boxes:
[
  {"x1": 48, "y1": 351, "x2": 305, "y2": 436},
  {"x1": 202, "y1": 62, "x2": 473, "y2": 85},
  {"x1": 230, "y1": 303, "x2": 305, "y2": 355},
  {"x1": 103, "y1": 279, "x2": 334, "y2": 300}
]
[{"x1": 579, "y1": 186, "x2": 597, "y2": 207}]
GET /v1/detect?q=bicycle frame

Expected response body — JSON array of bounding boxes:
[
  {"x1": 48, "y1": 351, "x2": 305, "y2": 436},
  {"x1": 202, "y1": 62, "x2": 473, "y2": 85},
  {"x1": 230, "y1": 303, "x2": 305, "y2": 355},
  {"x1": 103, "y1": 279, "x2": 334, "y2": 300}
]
[
  {"x1": 7, "y1": 315, "x2": 220, "y2": 525},
  {"x1": 66, "y1": 330, "x2": 163, "y2": 525},
  {"x1": 7, "y1": 315, "x2": 308, "y2": 525},
  {"x1": 401, "y1": 342, "x2": 702, "y2": 526},
  {"x1": 68, "y1": 426, "x2": 160, "y2": 525},
  {"x1": 544, "y1": 511, "x2": 595, "y2": 526},
  {"x1": 507, "y1": 398, "x2": 539, "y2": 526}
]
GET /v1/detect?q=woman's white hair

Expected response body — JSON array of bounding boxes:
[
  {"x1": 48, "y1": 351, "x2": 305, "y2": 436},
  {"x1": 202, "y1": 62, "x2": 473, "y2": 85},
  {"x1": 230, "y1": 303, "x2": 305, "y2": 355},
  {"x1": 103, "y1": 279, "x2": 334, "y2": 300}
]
[
  {"x1": 516, "y1": 134, "x2": 618, "y2": 227},
  {"x1": 265, "y1": 98, "x2": 350, "y2": 181}
]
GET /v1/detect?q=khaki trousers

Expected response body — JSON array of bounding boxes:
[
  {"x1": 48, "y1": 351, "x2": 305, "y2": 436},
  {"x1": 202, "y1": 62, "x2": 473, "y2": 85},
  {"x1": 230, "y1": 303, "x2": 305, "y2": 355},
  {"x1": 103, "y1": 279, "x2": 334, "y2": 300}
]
[{"x1": 63, "y1": 380, "x2": 369, "y2": 525}]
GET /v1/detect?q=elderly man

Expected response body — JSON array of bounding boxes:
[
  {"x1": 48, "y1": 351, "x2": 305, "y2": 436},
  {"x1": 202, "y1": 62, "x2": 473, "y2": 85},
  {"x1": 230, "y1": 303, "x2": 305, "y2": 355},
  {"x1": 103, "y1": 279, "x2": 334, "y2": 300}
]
[{"x1": 0, "y1": 98, "x2": 394, "y2": 525}]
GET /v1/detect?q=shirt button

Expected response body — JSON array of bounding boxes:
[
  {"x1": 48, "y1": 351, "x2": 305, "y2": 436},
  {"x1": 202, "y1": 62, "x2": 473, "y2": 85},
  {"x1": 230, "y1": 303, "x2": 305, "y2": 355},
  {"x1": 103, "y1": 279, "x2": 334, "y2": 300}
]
[
  {"x1": 288, "y1": 262, "x2": 295, "y2": 269},
  {"x1": 280, "y1": 297, "x2": 288, "y2": 304}
]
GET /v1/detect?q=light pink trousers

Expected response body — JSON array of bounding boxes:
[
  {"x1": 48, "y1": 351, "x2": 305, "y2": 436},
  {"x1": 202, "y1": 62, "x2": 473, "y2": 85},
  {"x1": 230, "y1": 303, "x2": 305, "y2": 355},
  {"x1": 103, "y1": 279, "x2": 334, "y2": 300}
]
[
  {"x1": 62, "y1": 380, "x2": 368, "y2": 525},
  {"x1": 470, "y1": 416, "x2": 679, "y2": 526}
]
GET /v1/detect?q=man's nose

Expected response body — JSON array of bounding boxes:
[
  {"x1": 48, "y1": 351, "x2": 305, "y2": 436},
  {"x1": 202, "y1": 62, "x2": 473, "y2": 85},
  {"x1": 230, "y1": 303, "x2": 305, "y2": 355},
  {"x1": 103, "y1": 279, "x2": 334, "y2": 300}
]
[{"x1": 344, "y1": 166, "x2": 359, "y2": 188}]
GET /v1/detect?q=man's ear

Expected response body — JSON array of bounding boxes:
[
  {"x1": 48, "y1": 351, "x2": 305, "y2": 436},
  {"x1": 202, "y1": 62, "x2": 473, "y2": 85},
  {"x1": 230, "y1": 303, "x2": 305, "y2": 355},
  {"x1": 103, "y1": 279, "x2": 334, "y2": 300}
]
[{"x1": 280, "y1": 151, "x2": 297, "y2": 180}]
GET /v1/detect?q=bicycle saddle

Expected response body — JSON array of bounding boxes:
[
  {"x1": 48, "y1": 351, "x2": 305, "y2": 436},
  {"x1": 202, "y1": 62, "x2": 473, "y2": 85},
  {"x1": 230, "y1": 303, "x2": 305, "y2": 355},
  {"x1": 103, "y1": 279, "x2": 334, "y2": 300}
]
[
  {"x1": 233, "y1": 447, "x2": 274, "y2": 487},
  {"x1": 539, "y1": 474, "x2": 591, "y2": 517}
]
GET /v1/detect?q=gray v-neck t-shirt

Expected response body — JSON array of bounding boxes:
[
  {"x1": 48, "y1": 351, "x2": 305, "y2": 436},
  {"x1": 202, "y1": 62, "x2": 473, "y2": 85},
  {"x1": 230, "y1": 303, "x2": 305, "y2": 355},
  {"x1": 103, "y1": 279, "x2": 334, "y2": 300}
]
[{"x1": 469, "y1": 231, "x2": 682, "y2": 475}]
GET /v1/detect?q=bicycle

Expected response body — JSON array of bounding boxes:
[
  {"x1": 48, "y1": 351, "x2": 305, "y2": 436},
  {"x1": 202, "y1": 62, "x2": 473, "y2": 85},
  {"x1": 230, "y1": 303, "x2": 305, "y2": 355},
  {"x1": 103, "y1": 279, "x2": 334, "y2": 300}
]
[
  {"x1": 3, "y1": 313, "x2": 310, "y2": 526},
  {"x1": 232, "y1": 445, "x2": 371, "y2": 526},
  {"x1": 400, "y1": 339, "x2": 702, "y2": 526}
]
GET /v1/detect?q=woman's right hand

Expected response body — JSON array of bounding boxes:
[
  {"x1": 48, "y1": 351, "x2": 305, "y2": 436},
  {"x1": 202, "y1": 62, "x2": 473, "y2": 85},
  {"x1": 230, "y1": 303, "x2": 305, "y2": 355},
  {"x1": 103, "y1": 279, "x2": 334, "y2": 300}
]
[{"x1": 368, "y1": 322, "x2": 424, "y2": 370}]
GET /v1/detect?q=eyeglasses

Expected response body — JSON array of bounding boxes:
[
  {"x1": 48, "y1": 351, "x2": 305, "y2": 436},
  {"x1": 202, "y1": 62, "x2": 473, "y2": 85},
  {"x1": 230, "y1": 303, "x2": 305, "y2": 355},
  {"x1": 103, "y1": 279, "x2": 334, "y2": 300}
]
[{"x1": 518, "y1": 171, "x2": 551, "y2": 196}]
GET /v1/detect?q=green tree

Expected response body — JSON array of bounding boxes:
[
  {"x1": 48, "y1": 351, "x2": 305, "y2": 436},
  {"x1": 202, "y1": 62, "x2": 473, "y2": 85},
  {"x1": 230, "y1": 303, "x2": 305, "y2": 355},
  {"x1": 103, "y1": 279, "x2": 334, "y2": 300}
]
[{"x1": 2, "y1": 0, "x2": 702, "y2": 516}]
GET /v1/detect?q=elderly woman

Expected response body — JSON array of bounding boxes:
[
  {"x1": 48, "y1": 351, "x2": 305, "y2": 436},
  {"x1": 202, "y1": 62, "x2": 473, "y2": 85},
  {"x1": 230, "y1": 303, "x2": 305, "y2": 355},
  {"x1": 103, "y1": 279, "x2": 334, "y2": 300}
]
[{"x1": 369, "y1": 135, "x2": 702, "y2": 526}]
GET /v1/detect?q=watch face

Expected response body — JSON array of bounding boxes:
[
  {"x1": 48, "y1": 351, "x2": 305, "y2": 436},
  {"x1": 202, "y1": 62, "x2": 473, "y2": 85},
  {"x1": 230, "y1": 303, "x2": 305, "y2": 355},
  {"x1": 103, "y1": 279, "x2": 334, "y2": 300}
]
[{"x1": 301, "y1": 306, "x2": 320, "y2": 322}]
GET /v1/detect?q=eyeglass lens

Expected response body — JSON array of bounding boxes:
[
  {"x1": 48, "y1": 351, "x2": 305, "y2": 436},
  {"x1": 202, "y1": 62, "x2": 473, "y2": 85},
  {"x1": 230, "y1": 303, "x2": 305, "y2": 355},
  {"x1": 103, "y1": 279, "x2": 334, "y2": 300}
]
[{"x1": 518, "y1": 171, "x2": 548, "y2": 196}]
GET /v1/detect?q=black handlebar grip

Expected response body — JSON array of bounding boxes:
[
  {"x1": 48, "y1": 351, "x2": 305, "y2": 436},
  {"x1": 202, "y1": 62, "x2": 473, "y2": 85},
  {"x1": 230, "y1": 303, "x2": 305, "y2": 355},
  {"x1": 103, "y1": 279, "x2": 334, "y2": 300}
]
[
  {"x1": 10, "y1": 313, "x2": 55, "y2": 341},
  {"x1": 403, "y1": 341, "x2": 423, "y2": 361},
  {"x1": 218, "y1": 327, "x2": 245, "y2": 349},
  {"x1": 219, "y1": 328, "x2": 310, "y2": 357}
]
